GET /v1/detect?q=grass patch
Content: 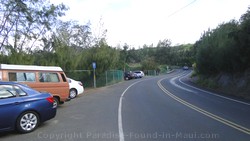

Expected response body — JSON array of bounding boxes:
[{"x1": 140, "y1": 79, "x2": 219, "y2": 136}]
[{"x1": 196, "y1": 75, "x2": 220, "y2": 89}]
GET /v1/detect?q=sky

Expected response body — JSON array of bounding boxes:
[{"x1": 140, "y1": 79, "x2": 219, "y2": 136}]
[{"x1": 50, "y1": 0, "x2": 250, "y2": 47}]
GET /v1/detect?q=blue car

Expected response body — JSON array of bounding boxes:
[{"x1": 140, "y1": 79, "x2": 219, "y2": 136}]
[{"x1": 0, "y1": 81, "x2": 56, "y2": 133}]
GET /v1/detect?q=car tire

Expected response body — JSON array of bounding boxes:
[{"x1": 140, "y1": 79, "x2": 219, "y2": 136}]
[
  {"x1": 16, "y1": 111, "x2": 40, "y2": 133},
  {"x1": 53, "y1": 97, "x2": 59, "y2": 108},
  {"x1": 69, "y1": 89, "x2": 77, "y2": 99}
]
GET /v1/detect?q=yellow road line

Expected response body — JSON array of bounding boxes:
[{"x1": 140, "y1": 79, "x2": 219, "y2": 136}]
[{"x1": 157, "y1": 78, "x2": 250, "y2": 135}]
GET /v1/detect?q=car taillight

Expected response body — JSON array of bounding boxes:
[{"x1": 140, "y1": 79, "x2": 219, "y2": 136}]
[{"x1": 46, "y1": 96, "x2": 54, "y2": 103}]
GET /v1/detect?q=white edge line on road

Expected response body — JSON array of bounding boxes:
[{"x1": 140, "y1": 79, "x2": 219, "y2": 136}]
[
  {"x1": 170, "y1": 73, "x2": 197, "y2": 94},
  {"x1": 118, "y1": 80, "x2": 144, "y2": 141},
  {"x1": 179, "y1": 72, "x2": 250, "y2": 106}
]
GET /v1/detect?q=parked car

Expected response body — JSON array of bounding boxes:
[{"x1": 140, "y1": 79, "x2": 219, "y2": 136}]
[
  {"x1": 67, "y1": 78, "x2": 84, "y2": 99},
  {"x1": 133, "y1": 71, "x2": 145, "y2": 78},
  {"x1": 124, "y1": 71, "x2": 134, "y2": 80},
  {"x1": 0, "y1": 81, "x2": 56, "y2": 133},
  {"x1": 133, "y1": 72, "x2": 140, "y2": 79}
]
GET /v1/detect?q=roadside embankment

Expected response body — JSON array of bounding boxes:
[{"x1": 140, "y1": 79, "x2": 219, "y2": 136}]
[{"x1": 190, "y1": 70, "x2": 250, "y2": 100}]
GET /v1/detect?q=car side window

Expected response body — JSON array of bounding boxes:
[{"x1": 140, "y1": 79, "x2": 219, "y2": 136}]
[
  {"x1": 14, "y1": 86, "x2": 27, "y2": 96},
  {"x1": 39, "y1": 72, "x2": 59, "y2": 82},
  {"x1": 8, "y1": 72, "x2": 36, "y2": 82},
  {"x1": 61, "y1": 73, "x2": 67, "y2": 82},
  {"x1": 0, "y1": 85, "x2": 17, "y2": 99}
]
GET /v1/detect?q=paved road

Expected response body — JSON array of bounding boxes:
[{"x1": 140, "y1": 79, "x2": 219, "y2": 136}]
[{"x1": 1, "y1": 70, "x2": 250, "y2": 141}]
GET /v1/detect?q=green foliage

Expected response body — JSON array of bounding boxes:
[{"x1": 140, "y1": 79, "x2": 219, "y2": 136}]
[
  {"x1": 195, "y1": 21, "x2": 238, "y2": 74},
  {"x1": 141, "y1": 57, "x2": 158, "y2": 70},
  {"x1": 169, "y1": 44, "x2": 194, "y2": 66},
  {"x1": 158, "y1": 65, "x2": 170, "y2": 74},
  {"x1": 195, "y1": 7, "x2": 250, "y2": 75},
  {"x1": 32, "y1": 50, "x2": 56, "y2": 66},
  {"x1": 196, "y1": 76, "x2": 219, "y2": 89},
  {"x1": 84, "y1": 41, "x2": 120, "y2": 75},
  {"x1": 0, "y1": 0, "x2": 68, "y2": 53}
]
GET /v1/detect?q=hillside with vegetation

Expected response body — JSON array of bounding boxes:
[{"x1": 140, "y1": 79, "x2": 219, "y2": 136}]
[{"x1": 192, "y1": 7, "x2": 250, "y2": 99}]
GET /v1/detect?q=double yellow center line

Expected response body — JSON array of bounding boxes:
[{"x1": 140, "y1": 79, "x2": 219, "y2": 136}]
[{"x1": 157, "y1": 78, "x2": 250, "y2": 135}]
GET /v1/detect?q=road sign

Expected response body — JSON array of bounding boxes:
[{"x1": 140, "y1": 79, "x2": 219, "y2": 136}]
[{"x1": 92, "y1": 62, "x2": 96, "y2": 69}]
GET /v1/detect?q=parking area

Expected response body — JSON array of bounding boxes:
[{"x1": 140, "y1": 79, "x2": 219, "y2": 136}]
[{"x1": 0, "y1": 83, "x2": 129, "y2": 141}]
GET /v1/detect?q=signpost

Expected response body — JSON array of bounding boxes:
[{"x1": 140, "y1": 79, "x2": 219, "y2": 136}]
[{"x1": 92, "y1": 62, "x2": 96, "y2": 88}]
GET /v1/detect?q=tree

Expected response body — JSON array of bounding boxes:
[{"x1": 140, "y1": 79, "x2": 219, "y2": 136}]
[
  {"x1": 195, "y1": 18, "x2": 249, "y2": 74},
  {"x1": 54, "y1": 20, "x2": 92, "y2": 49},
  {"x1": 0, "y1": 0, "x2": 68, "y2": 53},
  {"x1": 86, "y1": 41, "x2": 120, "y2": 75},
  {"x1": 119, "y1": 44, "x2": 129, "y2": 71},
  {"x1": 235, "y1": 6, "x2": 250, "y2": 70},
  {"x1": 141, "y1": 57, "x2": 158, "y2": 70},
  {"x1": 157, "y1": 39, "x2": 171, "y2": 47},
  {"x1": 155, "y1": 39, "x2": 172, "y2": 64}
]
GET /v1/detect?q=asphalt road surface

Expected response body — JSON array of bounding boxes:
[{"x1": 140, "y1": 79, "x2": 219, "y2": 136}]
[{"x1": 1, "y1": 70, "x2": 250, "y2": 141}]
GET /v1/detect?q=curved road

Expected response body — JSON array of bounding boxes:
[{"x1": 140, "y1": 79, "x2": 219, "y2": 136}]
[{"x1": 1, "y1": 70, "x2": 250, "y2": 141}]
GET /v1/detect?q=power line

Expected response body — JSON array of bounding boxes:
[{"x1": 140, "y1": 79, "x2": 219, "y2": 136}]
[{"x1": 168, "y1": 0, "x2": 197, "y2": 17}]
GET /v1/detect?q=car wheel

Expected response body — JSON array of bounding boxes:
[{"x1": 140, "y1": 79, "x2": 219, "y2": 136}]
[
  {"x1": 53, "y1": 97, "x2": 59, "y2": 108},
  {"x1": 69, "y1": 89, "x2": 77, "y2": 99},
  {"x1": 16, "y1": 111, "x2": 40, "y2": 133}
]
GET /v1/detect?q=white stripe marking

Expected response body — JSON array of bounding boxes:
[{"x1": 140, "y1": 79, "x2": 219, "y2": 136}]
[
  {"x1": 170, "y1": 74, "x2": 197, "y2": 94},
  {"x1": 118, "y1": 80, "x2": 142, "y2": 141}
]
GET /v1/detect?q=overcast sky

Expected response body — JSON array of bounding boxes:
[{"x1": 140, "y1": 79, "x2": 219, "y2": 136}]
[{"x1": 50, "y1": 0, "x2": 250, "y2": 47}]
